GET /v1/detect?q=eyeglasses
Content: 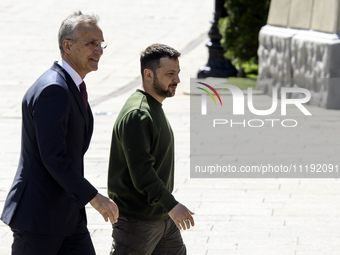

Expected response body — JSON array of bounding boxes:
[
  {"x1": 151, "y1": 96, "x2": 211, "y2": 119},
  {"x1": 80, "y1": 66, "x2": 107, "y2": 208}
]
[{"x1": 67, "y1": 39, "x2": 108, "y2": 49}]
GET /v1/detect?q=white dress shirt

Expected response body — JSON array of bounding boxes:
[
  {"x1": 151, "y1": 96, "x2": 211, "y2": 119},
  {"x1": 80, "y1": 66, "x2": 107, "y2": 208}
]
[{"x1": 58, "y1": 59, "x2": 83, "y2": 91}]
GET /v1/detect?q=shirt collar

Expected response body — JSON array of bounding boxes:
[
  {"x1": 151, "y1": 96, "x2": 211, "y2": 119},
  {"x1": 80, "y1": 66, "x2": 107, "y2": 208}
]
[{"x1": 58, "y1": 59, "x2": 83, "y2": 89}]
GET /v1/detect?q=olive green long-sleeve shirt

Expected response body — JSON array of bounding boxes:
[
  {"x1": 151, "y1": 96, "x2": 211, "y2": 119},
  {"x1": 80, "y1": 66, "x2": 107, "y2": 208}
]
[{"x1": 108, "y1": 90, "x2": 178, "y2": 221}]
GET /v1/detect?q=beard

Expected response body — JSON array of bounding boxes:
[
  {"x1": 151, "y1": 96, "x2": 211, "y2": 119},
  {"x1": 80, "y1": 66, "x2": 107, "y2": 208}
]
[{"x1": 153, "y1": 75, "x2": 177, "y2": 98}]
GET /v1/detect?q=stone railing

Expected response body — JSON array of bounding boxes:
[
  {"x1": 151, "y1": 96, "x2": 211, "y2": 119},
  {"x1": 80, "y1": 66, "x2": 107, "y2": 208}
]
[{"x1": 257, "y1": 0, "x2": 340, "y2": 109}]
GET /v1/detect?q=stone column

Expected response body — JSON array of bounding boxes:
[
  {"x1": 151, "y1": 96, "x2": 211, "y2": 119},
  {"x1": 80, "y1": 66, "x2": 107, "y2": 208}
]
[{"x1": 257, "y1": 0, "x2": 340, "y2": 109}]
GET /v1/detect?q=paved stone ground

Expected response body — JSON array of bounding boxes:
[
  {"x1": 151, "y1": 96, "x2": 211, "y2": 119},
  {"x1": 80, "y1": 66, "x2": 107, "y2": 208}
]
[{"x1": 1, "y1": 1, "x2": 340, "y2": 255}]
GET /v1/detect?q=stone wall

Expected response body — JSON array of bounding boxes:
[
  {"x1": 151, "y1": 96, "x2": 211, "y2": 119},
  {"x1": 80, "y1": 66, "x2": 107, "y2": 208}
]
[{"x1": 257, "y1": 0, "x2": 340, "y2": 109}]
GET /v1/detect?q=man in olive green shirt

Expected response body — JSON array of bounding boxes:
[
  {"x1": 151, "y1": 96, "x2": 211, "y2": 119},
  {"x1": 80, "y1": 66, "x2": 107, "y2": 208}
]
[{"x1": 108, "y1": 44, "x2": 194, "y2": 255}]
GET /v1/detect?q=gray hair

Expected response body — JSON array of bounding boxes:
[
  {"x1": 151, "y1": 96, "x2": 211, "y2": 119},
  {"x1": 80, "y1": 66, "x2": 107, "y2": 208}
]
[{"x1": 58, "y1": 11, "x2": 99, "y2": 55}]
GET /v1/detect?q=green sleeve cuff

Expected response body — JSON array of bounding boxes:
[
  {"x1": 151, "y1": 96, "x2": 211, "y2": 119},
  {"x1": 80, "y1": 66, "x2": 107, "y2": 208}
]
[{"x1": 159, "y1": 190, "x2": 179, "y2": 212}]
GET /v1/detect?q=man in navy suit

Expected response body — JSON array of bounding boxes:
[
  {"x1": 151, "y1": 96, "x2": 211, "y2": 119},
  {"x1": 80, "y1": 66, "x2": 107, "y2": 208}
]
[{"x1": 1, "y1": 11, "x2": 119, "y2": 255}]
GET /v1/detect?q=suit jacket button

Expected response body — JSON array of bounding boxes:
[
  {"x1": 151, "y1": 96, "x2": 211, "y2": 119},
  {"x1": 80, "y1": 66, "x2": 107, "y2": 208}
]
[{"x1": 71, "y1": 194, "x2": 78, "y2": 201}]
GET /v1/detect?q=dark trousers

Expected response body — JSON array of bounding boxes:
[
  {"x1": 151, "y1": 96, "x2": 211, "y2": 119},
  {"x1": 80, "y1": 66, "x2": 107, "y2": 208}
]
[
  {"x1": 110, "y1": 217, "x2": 186, "y2": 255},
  {"x1": 11, "y1": 216, "x2": 95, "y2": 255}
]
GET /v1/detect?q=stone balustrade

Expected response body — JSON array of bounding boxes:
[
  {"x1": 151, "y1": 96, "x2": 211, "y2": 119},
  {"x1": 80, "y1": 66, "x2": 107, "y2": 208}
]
[{"x1": 257, "y1": 0, "x2": 340, "y2": 109}]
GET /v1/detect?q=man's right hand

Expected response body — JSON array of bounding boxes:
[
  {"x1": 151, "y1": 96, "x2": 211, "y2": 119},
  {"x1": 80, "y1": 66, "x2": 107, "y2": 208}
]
[{"x1": 90, "y1": 193, "x2": 119, "y2": 224}]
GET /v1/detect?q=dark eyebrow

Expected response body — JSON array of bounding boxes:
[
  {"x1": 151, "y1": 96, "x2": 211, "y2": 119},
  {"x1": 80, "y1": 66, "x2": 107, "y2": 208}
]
[{"x1": 166, "y1": 69, "x2": 180, "y2": 73}]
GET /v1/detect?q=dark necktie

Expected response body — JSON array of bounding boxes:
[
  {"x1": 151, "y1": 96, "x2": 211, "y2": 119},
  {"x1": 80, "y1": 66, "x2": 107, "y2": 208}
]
[{"x1": 79, "y1": 81, "x2": 88, "y2": 109}]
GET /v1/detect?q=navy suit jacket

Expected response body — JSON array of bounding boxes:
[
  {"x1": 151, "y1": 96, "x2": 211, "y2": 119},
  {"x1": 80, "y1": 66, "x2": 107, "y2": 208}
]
[{"x1": 1, "y1": 62, "x2": 98, "y2": 236}]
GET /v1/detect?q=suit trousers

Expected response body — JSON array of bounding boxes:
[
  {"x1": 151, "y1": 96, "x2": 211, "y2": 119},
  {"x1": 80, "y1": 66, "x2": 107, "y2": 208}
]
[
  {"x1": 11, "y1": 215, "x2": 95, "y2": 255},
  {"x1": 110, "y1": 216, "x2": 186, "y2": 255}
]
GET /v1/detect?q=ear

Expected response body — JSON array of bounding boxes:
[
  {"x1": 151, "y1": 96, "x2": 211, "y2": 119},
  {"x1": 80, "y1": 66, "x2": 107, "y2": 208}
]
[
  {"x1": 144, "y1": 69, "x2": 154, "y2": 81},
  {"x1": 63, "y1": 39, "x2": 72, "y2": 54}
]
